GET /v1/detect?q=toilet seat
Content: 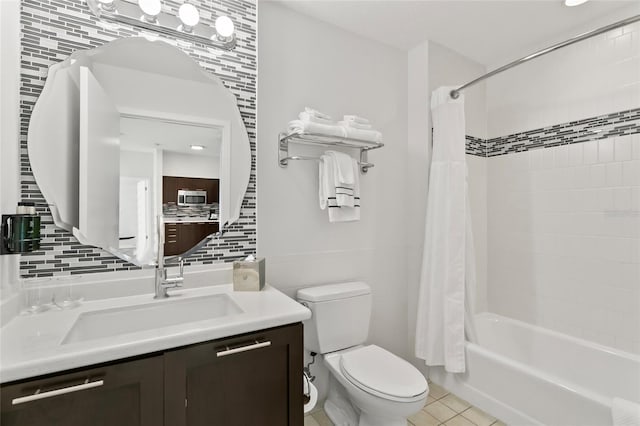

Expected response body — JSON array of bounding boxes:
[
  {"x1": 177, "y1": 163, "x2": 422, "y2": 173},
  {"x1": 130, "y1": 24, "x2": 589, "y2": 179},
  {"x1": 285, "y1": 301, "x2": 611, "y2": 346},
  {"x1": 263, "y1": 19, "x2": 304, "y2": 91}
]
[{"x1": 339, "y1": 345, "x2": 428, "y2": 403}]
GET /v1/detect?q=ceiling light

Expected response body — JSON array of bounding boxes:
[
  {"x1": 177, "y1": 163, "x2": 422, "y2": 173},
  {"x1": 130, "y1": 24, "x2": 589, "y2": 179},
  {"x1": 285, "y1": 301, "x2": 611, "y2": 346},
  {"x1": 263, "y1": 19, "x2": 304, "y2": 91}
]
[
  {"x1": 139, "y1": 0, "x2": 161, "y2": 22},
  {"x1": 215, "y1": 15, "x2": 235, "y2": 39},
  {"x1": 564, "y1": 0, "x2": 589, "y2": 6},
  {"x1": 178, "y1": 3, "x2": 200, "y2": 32},
  {"x1": 190, "y1": 144, "x2": 205, "y2": 151}
]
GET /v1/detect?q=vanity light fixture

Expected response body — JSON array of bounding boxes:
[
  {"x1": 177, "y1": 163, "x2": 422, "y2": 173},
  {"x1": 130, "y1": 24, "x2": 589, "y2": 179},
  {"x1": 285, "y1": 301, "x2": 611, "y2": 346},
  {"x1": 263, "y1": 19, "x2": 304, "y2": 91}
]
[
  {"x1": 178, "y1": 3, "x2": 200, "y2": 33},
  {"x1": 190, "y1": 144, "x2": 205, "y2": 150},
  {"x1": 86, "y1": 0, "x2": 237, "y2": 50},
  {"x1": 215, "y1": 15, "x2": 234, "y2": 41},
  {"x1": 138, "y1": 0, "x2": 161, "y2": 22},
  {"x1": 564, "y1": 0, "x2": 589, "y2": 6}
]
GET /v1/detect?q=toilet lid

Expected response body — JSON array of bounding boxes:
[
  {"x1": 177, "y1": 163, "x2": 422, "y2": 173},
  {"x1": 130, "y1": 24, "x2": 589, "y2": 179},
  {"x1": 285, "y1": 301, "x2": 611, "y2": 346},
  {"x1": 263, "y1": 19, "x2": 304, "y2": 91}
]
[{"x1": 340, "y1": 345, "x2": 427, "y2": 401}]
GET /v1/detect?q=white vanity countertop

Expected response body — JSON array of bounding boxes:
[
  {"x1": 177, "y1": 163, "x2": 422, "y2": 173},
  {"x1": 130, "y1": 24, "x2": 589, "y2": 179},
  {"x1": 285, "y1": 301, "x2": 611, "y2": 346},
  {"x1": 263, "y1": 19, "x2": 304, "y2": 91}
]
[{"x1": 0, "y1": 284, "x2": 310, "y2": 383}]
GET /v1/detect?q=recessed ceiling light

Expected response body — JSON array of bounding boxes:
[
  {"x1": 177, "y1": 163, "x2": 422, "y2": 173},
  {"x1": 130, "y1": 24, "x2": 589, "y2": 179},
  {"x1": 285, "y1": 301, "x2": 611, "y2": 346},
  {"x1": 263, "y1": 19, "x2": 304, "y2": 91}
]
[
  {"x1": 190, "y1": 144, "x2": 205, "y2": 150},
  {"x1": 564, "y1": 0, "x2": 589, "y2": 7}
]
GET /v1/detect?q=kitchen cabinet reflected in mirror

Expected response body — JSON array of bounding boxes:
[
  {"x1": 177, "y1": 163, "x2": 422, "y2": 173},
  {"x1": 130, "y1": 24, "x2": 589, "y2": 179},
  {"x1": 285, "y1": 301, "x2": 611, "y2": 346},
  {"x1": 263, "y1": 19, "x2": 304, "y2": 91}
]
[{"x1": 118, "y1": 116, "x2": 223, "y2": 261}]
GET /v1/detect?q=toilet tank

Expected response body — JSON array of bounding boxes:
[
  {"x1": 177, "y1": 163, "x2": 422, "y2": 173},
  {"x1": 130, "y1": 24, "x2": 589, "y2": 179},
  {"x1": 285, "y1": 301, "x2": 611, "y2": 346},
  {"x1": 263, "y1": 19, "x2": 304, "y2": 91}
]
[{"x1": 297, "y1": 282, "x2": 372, "y2": 354}]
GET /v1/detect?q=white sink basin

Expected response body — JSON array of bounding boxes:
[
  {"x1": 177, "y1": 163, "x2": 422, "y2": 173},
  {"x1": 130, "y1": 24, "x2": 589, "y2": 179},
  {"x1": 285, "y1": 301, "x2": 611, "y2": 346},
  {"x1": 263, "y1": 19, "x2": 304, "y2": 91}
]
[{"x1": 62, "y1": 294, "x2": 243, "y2": 344}]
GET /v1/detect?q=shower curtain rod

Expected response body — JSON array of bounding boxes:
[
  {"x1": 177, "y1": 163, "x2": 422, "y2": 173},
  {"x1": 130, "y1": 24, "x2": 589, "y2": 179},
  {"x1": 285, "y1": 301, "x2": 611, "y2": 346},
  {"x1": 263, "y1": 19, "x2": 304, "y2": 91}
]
[{"x1": 450, "y1": 14, "x2": 640, "y2": 99}]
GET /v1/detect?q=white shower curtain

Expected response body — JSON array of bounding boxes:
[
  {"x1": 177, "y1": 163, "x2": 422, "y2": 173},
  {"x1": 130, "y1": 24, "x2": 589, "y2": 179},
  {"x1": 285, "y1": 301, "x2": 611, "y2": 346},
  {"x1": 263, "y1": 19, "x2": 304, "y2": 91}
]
[{"x1": 415, "y1": 86, "x2": 477, "y2": 373}]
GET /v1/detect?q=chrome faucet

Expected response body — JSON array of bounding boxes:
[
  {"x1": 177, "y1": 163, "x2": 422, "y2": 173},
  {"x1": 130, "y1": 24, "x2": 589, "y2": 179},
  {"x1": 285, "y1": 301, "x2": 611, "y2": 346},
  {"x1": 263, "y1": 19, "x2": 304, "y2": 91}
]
[
  {"x1": 155, "y1": 258, "x2": 184, "y2": 299},
  {"x1": 155, "y1": 216, "x2": 184, "y2": 299}
]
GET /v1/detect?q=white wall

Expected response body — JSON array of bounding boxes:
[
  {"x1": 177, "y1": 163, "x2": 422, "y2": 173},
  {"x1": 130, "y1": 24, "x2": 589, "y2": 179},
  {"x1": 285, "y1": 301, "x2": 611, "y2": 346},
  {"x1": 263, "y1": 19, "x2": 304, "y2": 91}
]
[
  {"x1": 162, "y1": 151, "x2": 220, "y2": 179},
  {"x1": 428, "y1": 41, "x2": 487, "y2": 139},
  {"x1": 487, "y1": 21, "x2": 640, "y2": 138},
  {"x1": 258, "y1": 1, "x2": 409, "y2": 399},
  {"x1": 486, "y1": 21, "x2": 640, "y2": 354},
  {"x1": 0, "y1": 0, "x2": 21, "y2": 301}
]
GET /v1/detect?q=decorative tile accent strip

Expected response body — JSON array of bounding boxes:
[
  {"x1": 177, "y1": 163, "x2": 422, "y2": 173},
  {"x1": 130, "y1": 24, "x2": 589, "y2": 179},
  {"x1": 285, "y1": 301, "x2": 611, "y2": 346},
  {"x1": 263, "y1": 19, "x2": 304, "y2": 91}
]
[
  {"x1": 19, "y1": 0, "x2": 256, "y2": 278},
  {"x1": 486, "y1": 108, "x2": 640, "y2": 157},
  {"x1": 465, "y1": 135, "x2": 485, "y2": 156}
]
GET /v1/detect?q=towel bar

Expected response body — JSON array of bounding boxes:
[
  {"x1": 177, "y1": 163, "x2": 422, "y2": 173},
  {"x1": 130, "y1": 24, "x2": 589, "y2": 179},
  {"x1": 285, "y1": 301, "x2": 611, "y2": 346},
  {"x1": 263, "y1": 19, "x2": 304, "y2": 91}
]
[
  {"x1": 279, "y1": 154, "x2": 374, "y2": 170},
  {"x1": 278, "y1": 132, "x2": 383, "y2": 173}
]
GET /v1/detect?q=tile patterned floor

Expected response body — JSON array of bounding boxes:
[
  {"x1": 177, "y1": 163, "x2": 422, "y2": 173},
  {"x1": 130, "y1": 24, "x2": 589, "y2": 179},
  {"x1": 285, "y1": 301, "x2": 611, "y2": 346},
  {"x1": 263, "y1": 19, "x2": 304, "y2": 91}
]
[{"x1": 304, "y1": 381, "x2": 506, "y2": 426}]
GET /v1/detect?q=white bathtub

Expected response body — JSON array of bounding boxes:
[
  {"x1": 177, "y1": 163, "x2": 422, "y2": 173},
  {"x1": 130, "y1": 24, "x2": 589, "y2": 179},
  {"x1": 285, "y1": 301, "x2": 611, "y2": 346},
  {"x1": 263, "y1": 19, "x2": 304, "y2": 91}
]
[{"x1": 430, "y1": 312, "x2": 640, "y2": 426}]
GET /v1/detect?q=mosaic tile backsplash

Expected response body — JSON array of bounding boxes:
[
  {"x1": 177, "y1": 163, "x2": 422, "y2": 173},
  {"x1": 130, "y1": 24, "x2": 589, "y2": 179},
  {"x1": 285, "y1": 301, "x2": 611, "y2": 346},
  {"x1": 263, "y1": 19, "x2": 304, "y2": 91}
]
[
  {"x1": 465, "y1": 108, "x2": 640, "y2": 158},
  {"x1": 19, "y1": 0, "x2": 256, "y2": 278}
]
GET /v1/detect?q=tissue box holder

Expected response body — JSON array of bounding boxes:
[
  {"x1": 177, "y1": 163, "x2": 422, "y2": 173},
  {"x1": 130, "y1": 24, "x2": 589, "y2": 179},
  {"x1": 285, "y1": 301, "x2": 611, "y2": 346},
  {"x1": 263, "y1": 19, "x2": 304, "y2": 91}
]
[{"x1": 233, "y1": 258, "x2": 265, "y2": 291}]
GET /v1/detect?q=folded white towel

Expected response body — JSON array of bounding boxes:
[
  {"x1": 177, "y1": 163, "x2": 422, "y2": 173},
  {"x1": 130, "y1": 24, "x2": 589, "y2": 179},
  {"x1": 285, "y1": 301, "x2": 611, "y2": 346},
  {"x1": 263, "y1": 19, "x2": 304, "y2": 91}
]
[
  {"x1": 338, "y1": 120, "x2": 372, "y2": 130},
  {"x1": 288, "y1": 120, "x2": 347, "y2": 138},
  {"x1": 319, "y1": 155, "x2": 360, "y2": 222},
  {"x1": 343, "y1": 126, "x2": 383, "y2": 143},
  {"x1": 305, "y1": 107, "x2": 332, "y2": 120},
  {"x1": 299, "y1": 112, "x2": 336, "y2": 125},
  {"x1": 612, "y1": 398, "x2": 640, "y2": 426},
  {"x1": 343, "y1": 115, "x2": 370, "y2": 125}
]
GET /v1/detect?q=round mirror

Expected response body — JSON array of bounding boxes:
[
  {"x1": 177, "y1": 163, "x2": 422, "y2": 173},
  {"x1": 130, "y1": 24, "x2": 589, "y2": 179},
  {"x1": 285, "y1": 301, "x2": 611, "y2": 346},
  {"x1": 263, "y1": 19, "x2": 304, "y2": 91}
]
[{"x1": 27, "y1": 37, "x2": 251, "y2": 266}]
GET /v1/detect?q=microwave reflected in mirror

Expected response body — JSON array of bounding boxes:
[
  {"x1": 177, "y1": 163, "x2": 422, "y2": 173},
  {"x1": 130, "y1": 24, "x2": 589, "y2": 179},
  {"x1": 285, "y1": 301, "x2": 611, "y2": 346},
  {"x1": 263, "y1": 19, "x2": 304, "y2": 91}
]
[
  {"x1": 178, "y1": 190, "x2": 207, "y2": 206},
  {"x1": 118, "y1": 116, "x2": 223, "y2": 262}
]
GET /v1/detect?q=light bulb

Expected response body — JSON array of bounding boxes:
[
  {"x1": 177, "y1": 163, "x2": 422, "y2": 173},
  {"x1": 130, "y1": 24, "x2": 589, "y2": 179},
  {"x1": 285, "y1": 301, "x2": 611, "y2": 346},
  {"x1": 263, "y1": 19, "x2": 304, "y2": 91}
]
[
  {"x1": 138, "y1": 0, "x2": 161, "y2": 19},
  {"x1": 215, "y1": 15, "x2": 234, "y2": 39},
  {"x1": 179, "y1": 3, "x2": 200, "y2": 29},
  {"x1": 190, "y1": 145, "x2": 204, "y2": 151},
  {"x1": 564, "y1": 0, "x2": 589, "y2": 6}
]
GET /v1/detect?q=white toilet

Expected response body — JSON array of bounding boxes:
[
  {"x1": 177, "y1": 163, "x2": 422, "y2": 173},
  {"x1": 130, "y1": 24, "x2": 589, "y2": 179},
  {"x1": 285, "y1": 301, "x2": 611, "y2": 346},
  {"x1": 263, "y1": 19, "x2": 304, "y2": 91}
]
[{"x1": 297, "y1": 282, "x2": 428, "y2": 426}]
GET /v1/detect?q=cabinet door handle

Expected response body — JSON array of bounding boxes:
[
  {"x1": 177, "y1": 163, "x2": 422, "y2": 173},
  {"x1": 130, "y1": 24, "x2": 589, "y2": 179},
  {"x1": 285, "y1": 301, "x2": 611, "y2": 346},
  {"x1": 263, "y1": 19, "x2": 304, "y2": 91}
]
[
  {"x1": 216, "y1": 340, "x2": 271, "y2": 357},
  {"x1": 12, "y1": 379, "x2": 104, "y2": 405}
]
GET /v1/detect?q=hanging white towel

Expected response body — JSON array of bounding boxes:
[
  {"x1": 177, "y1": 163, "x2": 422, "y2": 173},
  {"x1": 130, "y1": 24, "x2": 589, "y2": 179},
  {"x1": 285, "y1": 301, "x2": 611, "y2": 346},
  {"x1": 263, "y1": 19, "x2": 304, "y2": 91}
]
[
  {"x1": 415, "y1": 86, "x2": 476, "y2": 373},
  {"x1": 319, "y1": 155, "x2": 360, "y2": 222},
  {"x1": 325, "y1": 151, "x2": 355, "y2": 207},
  {"x1": 326, "y1": 150, "x2": 354, "y2": 185},
  {"x1": 612, "y1": 398, "x2": 640, "y2": 426}
]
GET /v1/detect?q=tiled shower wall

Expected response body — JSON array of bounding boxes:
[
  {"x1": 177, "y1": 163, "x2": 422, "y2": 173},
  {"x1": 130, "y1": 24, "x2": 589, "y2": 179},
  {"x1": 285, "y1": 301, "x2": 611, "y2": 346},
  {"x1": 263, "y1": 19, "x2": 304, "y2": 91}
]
[
  {"x1": 466, "y1": 112, "x2": 639, "y2": 351},
  {"x1": 481, "y1": 19, "x2": 640, "y2": 354},
  {"x1": 19, "y1": 0, "x2": 256, "y2": 278},
  {"x1": 488, "y1": 132, "x2": 640, "y2": 353}
]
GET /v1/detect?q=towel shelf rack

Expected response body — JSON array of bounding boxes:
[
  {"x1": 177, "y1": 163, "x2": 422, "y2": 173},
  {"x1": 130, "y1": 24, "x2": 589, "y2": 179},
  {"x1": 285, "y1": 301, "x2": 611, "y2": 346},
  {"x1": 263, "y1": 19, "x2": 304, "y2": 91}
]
[{"x1": 278, "y1": 132, "x2": 384, "y2": 173}]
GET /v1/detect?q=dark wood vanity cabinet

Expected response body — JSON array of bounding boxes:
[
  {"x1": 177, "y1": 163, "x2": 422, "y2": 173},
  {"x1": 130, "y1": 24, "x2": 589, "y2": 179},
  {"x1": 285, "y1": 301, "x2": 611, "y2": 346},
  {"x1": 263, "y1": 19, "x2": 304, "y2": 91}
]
[
  {"x1": 0, "y1": 323, "x2": 303, "y2": 426},
  {"x1": 165, "y1": 323, "x2": 303, "y2": 426},
  {"x1": 0, "y1": 356, "x2": 164, "y2": 426}
]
